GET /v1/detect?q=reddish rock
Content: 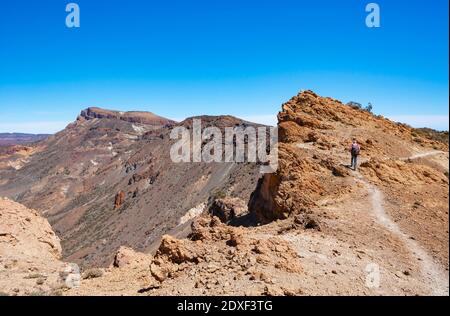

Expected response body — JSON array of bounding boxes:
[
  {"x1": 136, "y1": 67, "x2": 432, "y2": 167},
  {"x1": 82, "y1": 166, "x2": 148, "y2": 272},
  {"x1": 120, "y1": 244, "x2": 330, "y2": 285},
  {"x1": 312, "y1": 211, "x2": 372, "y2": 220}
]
[
  {"x1": 114, "y1": 191, "x2": 125, "y2": 209},
  {"x1": 210, "y1": 197, "x2": 248, "y2": 223}
]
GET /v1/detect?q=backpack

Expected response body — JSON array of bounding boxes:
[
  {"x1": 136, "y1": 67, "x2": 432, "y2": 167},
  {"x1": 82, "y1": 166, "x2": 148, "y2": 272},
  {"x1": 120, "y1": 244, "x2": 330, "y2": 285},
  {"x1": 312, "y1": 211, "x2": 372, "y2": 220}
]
[{"x1": 351, "y1": 143, "x2": 360, "y2": 156}]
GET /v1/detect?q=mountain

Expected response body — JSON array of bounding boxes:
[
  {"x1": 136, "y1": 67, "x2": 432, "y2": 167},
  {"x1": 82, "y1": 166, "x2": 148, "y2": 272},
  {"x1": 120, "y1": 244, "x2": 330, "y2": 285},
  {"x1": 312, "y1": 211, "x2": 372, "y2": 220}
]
[
  {"x1": 69, "y1": 91, "x2": 448, "y2": 296},
  {"x1": 78, "y1": 107, "x2": 176, "y2": 126},
  {"x1": 0, "y1": 108, "x2": 263, "y2": 268},
  {"x1": 0, "y1": 91, "x2": 448, "y2": 296},
  {"x1": 0, "y1": 133, "x2": 50, "y2": 146}
]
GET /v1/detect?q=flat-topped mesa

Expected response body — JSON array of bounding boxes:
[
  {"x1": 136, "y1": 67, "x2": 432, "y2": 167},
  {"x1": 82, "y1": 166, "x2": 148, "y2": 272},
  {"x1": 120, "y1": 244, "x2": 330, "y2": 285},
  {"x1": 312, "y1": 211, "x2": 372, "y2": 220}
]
[{"x1": 78, "y1": 107, "x2": 176, "y2": 126}]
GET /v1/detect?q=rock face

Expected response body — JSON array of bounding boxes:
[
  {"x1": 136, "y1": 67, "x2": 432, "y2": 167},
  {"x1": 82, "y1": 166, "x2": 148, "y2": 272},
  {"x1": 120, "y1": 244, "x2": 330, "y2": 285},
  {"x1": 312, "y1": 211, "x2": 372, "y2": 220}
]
[
  {"x1": 0, "y1": 197, "x2": 62, "y2": 259},
  {"x1": 0, "y1": 197, "x2": 68, "y2": 295},
  {"x1": 79, "y1": 107, "x2": 176, "y2": 126},
  {"x1": 249, "y1": 142, "x2": 326, "y2": 223}
]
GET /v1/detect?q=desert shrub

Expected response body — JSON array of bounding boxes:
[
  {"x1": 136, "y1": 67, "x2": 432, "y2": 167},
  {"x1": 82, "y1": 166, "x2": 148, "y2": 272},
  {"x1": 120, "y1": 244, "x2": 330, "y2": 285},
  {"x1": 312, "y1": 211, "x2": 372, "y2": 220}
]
[
  {"x1": 212, "y1": 189, "x2": 227, "y2": 200},
  {"x1": 414, "y1": 128, "x2": 449, "y2": 144},
  {"x1": 346, "y1": 101, "x2": 374, "y2": 113},
  {"x1": 82, "y1": 268, "x2": 104, "y2": 280},
  {"x1": 364, "y1": 102, "x2": 373, "y2": 113},
  {"x1": 24, "y1": 273, "x2": 45, "y2": 279},
  {"x1": 346, "y1": 101, "x2": 362, "y2": 110}
]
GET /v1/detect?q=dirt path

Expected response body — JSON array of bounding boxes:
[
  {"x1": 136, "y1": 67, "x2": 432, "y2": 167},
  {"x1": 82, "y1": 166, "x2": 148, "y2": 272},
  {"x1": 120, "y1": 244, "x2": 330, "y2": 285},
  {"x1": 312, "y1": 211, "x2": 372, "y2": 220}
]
[
  {"x1": 294, "y1": 143, "x2": 448, "y2": 294},
  {"x1": 402, "y1": 150, "x2": 446, "y2": 161},
  {"x1": 354, "y1": 150, "x2": 449, "y2": 295}
]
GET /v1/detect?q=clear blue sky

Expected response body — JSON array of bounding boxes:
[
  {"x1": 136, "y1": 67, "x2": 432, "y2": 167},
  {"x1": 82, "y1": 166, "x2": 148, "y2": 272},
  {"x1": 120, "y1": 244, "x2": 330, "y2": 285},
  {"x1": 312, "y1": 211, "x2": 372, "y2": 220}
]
[{"x1": 0, "y1": 0, "x2": 448, "y2": 133}]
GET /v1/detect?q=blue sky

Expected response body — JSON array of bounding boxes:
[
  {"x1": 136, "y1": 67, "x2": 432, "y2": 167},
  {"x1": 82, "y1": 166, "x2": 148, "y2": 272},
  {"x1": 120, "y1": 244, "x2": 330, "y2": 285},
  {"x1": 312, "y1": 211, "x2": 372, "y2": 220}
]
[{"x1": 0, "y1": 0, "x2": 448, "y2": 133}]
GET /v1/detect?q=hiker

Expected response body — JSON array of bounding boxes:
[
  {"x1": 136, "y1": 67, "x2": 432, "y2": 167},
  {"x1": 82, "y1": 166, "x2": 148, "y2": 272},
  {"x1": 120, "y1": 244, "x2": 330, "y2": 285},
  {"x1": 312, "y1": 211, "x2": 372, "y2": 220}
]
[{"x1": 348, "y1": 138, "x2": 361, "y2": 170}]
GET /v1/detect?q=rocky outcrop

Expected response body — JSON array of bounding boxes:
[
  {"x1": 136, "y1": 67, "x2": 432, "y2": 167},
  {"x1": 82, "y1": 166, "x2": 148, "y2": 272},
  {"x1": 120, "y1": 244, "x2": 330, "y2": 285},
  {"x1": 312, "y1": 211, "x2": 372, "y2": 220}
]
[
  {"x1": 113, "y1": 246, "x2": 151, "y2": 268},
  {"x1": 0, "y1": 197, "x2": 62, "y2": 260},
  {"x1": 157, "y1": 216, "x2": 302, "y2": 275},
  {"x1": 249, "y1": 142, "x2": 327, "y2": 223},
  {"x1": 0, "y1": 198, "x2": 68, "y2": 295},
  {"x1": 114, "y1": 191, "x2": 126, "y2": 209},
  {"x1": 64, "y1": 213, "x2": 304, "y2": 295},
  {"x1": 74, "y1": 215, "x2": 303, "y2": 295},
  {"x1": 249, "y1": 90, "x2": 449, "y2": 224},
  {"x1": 209, "y1": 197, "x2": 248, "y2": 223}
]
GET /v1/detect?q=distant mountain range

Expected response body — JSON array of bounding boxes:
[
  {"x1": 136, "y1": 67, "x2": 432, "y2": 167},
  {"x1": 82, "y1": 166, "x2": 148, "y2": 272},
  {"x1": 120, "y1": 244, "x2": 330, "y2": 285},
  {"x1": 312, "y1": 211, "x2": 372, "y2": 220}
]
[{"x1": 0, "y1": 133, "x2": 50, "y2": 146}]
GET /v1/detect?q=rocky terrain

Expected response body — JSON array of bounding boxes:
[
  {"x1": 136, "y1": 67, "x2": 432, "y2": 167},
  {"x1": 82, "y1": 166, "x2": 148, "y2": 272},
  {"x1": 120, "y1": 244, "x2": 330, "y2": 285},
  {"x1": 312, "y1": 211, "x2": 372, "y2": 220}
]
[
  {"x1": 0, "y1": 197, "x2": 68, "y2": 296},
  {"x1": 0, "y1": 108, "x2": 263, "y2": 268},
  {"x1": 0, "y1": 91, "x2": 448, "y2": 296}
]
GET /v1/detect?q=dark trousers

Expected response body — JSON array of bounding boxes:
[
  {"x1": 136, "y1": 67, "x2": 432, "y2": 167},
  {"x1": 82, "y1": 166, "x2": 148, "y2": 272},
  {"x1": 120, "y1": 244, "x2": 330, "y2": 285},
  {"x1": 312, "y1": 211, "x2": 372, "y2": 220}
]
[{"x1": 351, "y1": 155, "x2": 358, "y2": 170}]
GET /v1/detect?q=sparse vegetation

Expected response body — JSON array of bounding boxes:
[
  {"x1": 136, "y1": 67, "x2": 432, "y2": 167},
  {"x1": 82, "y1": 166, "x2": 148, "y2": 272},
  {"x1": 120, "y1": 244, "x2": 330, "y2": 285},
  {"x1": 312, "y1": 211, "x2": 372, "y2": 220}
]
[
  {"x1": 63, "y1": 167, "x2": 71, "y2": 175},
  {"x1": 212, "y1": 189, "x2": 227, "y2": 200},
  {"x1": 82, "y1": 268, "x2": 104, "y2": 280},
  {"x1": 346, "y1": 101, "x2": 362, "y2": 110},
  {"x1": 414, "y1": 128, "x2": 449, "y2": 144},
  {"x1": 346, "y1": 101, "x2": 374, "y2": 113},
  {"x1": 24, "y1": 273, "x2": 45, "y2": 279}
]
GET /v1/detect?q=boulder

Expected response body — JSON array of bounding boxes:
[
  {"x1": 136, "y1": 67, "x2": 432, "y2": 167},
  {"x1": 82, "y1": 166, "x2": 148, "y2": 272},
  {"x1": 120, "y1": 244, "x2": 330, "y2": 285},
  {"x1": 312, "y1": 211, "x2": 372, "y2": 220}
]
[
  {"x1": 114, "y1": 191, "x2": 125, "y2": 209},
  {"x1": 209, "y1": 197, "x2": 248, "y2": 223}
]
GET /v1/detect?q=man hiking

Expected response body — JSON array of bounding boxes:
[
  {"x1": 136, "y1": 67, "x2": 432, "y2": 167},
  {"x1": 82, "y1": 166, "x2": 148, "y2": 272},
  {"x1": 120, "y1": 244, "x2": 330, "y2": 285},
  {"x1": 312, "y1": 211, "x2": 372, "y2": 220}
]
[{"x1": 348, "y1": 138, "x2": 361, "y2": 171}]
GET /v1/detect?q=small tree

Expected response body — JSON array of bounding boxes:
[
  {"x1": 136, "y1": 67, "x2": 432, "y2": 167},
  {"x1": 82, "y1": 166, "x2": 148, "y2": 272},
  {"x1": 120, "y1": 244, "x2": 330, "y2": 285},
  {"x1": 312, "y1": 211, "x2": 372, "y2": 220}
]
[
  {"x1": 365, "y1": 102, "x2": 373, "y2": 113},
  {"x1": 346, "y1": 101, "x2": 362, "y2": 110}
]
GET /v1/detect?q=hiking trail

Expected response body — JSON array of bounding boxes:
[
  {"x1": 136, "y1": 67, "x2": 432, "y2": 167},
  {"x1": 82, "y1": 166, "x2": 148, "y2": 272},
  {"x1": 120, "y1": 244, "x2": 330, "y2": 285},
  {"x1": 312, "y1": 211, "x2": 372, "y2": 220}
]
[{"x1": 354, "y1": 150, "x2": 449, "y2": 295}]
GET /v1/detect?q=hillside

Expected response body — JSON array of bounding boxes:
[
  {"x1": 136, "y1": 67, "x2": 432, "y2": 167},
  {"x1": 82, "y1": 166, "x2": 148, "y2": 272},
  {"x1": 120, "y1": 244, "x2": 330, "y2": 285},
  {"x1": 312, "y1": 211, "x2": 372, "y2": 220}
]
[
  {"x1": 0, "y1": 109, "x2": 263, "y2": 268},
  {"x1": 67, "y1": 91, "x2": 449, "y2": 296}
]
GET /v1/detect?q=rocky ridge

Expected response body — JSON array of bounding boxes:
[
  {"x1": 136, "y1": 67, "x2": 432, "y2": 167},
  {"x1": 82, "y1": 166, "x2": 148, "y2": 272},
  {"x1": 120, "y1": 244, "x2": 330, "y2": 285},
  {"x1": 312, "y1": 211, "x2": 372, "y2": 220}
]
[
  {"x1": 62, "y1": 91, "x2": 449, "y2": 296},
  {"x1": 1, "y1": 90, "x2": 448, "y2": 296}
]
